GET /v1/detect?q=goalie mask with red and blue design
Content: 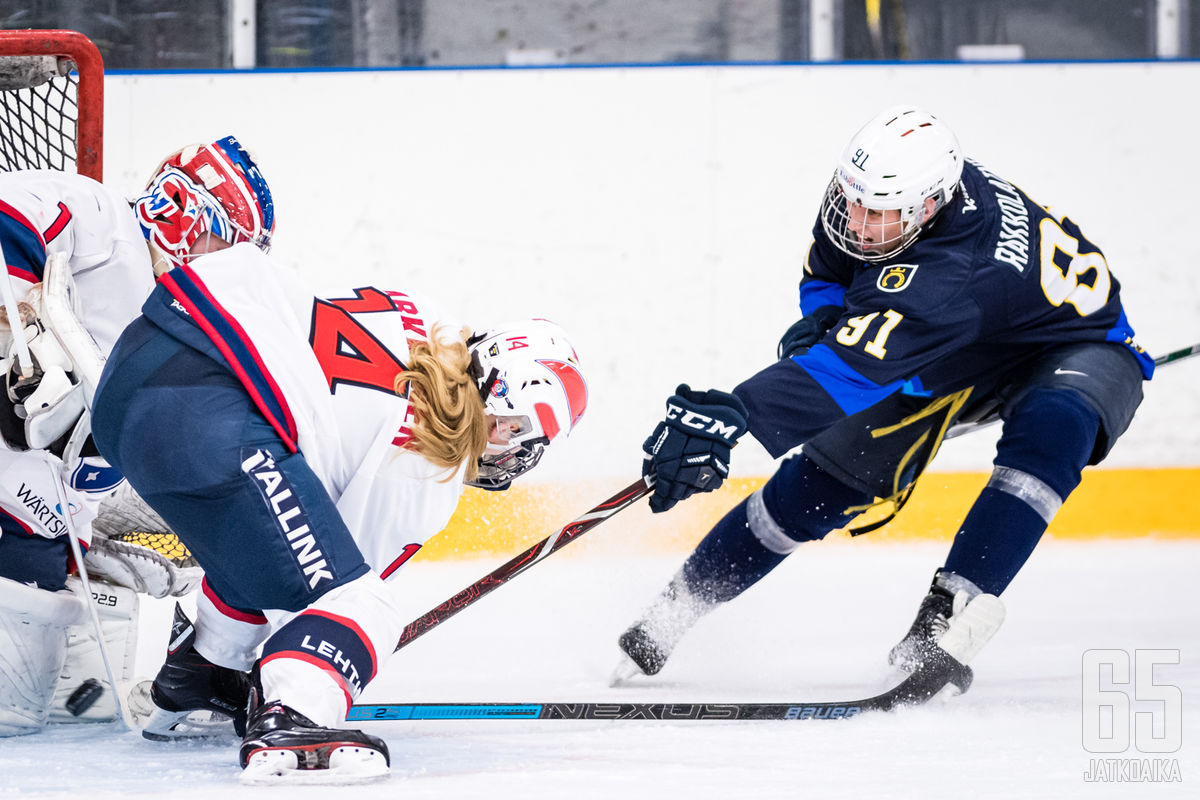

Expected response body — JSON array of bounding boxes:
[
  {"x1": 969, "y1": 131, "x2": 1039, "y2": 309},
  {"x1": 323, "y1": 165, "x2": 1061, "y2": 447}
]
[{"x1": 134, "y1": 135, "x2": 275, "y2": 272}]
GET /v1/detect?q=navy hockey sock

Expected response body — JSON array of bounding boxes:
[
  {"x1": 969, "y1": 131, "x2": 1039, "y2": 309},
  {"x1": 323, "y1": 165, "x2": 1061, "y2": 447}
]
[
  {"x1": 944, "y1": 388, "x2": 1100, "y2": 595},
  {"x1": 679, "y1": 497, "x2": 786, "y2": 604},
  {"x1": 679, "y1": 454, "x2": 869, "y2": 603},
  {"x1": 943, "y1": 487, "x2": 1048, "y2": 596}
]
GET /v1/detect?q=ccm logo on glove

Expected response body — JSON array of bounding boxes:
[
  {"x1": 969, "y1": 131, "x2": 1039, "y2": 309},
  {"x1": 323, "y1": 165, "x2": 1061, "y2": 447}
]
[{"x1": 664, "y1": 403, "x2": 743, "y2": 440}]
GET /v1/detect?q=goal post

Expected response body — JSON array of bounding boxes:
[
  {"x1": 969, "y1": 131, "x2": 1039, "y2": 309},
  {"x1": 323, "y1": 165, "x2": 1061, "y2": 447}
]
[{"x1": 0, "y1": 29, "x2": 103, "y2": 180}]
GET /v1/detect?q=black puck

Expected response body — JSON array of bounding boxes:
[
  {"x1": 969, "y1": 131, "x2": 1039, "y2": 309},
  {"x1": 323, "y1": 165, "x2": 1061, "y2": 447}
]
[{"x1": 66, "y1": 678, "x2": 104, "y2": 716}]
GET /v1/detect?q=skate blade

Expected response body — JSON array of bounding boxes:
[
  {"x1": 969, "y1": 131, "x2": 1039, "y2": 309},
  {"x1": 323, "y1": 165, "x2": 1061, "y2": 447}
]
[
  {"x1": 240, "y1": 746, "x2": 390, "y2": 786},
  {"x1": 127, "y1": 679, "x2": 239, "y2": 742},
  {"x1": 608, "y1": 653, "x2": 646, "y2": 687}
]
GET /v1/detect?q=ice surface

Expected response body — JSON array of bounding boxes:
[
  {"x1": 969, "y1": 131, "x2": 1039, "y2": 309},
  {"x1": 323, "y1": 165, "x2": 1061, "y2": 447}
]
[{"x1": 3, "y1": 539, "x2": 1197, "y2": 799}]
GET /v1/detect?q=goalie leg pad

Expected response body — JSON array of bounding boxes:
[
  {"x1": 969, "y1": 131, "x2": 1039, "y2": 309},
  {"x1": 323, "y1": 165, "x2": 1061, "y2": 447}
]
[
  {"x1": 0, "y1": 575, "x2": 85, "y2": 736},
  {"x1": 48, "y1": 577, "x2": 140, "y2": 724}
]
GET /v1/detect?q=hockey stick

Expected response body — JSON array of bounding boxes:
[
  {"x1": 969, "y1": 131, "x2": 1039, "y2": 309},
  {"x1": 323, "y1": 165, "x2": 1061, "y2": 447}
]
[
  {"x1": 349, "y1": 651, "x2": 966, "y2": 722},
  {"x1": 393, "y1": 475, "x2": 654, "y2": 652},
  {"x1": 1153, "y1": 342, "x2": 1200, "y2": 367},
  {"x1": 50, "y1": 463, "x2": 138, "y2": 731}
]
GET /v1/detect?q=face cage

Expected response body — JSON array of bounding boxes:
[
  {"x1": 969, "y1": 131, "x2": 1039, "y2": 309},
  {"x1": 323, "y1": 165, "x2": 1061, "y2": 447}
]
[
  {"x1": 155, "y1": 207, "x2": 271, "y2": 270},
  {"x1": 140, "y1": 169, "x2": 273, "y2": 268},
  {"x1": 190, "y1": 176, "x2": 272, "y2": 254},
  {"x1": 211, "y1": 209, "x2": 272, "y2": 253},
  {"x1": 819, "y1": 177, "x2": 923, "y2": 263},
  {"x1": 465, "y1": 441, "x2": 546, "y2": 492}
]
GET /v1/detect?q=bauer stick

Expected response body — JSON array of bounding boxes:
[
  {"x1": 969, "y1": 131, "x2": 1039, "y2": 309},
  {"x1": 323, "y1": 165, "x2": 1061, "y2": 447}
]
[
  {"x1": 349, "y1": 654, "x2": 963, "y2": 722},
  {"x1": 394, "y1": 475, "x2": 653, "y2": 652}
]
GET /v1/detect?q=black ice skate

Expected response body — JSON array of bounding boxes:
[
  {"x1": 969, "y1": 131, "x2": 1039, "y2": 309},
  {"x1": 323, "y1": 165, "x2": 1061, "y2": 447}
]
[
  {"x1": 617, "y1": 624, "x2": 671, "y2": 676},
  {"x1": 129, "y1": 602, "x2": 249, "y2": 741},
  {"x1": 888, "y1": 571, "x2": 960, "y2": 673},
  {"x1": 610, "y1": 575, "x2": 715, "y2": 684},
  {"x1": 888, "y1": 569, "x2": 1007, "y2": 695},
  {"x1": 239, "y1": 673, "x2": 389, "y2": 785}
]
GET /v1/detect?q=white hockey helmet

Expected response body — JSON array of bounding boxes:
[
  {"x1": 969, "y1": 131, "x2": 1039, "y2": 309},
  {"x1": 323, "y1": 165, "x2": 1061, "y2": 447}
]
[
  {"x1": 820, "y1": 105, "x2": 963, "y2": 262},
  {"x1": 465, "y1": 319, "x2": 588, "y2": 491}
]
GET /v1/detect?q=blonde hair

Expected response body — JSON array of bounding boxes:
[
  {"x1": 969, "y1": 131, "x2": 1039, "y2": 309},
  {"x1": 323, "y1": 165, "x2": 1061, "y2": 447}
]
[{"x1": 394, "y1": 323, "x2": 489, "y2": 481}]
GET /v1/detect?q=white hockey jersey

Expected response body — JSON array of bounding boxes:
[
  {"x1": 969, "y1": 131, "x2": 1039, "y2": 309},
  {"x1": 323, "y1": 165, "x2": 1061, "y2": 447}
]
[
  {"x1": 148, "y1": 244, "x2": 465, "y2": 579},
  {"x1": 0, "y1": 171, "x2": 155, "y2": 545}
]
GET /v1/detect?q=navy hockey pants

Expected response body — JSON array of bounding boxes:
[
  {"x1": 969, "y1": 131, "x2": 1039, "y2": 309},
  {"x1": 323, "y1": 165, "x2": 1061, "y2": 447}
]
[{"x1": 91, "y1": 316, "x2": 370, "y2": 615}]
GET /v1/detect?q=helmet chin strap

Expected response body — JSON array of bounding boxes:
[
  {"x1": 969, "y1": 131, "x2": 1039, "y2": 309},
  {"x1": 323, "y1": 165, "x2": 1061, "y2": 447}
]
[
  {"x1": 467, "y1": 346, "x2": 501, "y2": 402},
  {"x1": 477, "y1": 367, "x2": 499, "y2": 403},
  {"x1": 146, "y1": 241, "x2": 175, "y2": 277}
]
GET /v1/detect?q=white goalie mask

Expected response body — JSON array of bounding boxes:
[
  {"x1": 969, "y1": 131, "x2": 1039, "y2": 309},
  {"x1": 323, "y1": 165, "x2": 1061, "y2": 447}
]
[
  {"x1": 820, "y1": 105, "x2": 963, "y2": 262},
  {"x1": 465, "y1": 319, "x2": 588, "y2": 491}
]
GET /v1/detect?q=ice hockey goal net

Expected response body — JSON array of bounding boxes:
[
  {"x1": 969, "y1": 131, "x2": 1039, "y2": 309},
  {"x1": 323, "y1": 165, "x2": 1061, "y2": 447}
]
[{"x1": 0, "y1": 29, "x2": 102, "y2": 180}]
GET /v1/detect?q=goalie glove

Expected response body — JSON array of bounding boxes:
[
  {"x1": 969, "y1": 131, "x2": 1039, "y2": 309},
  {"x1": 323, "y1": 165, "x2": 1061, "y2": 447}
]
[
  {"x1": 2, "y1": 301, "x2": 86, "y2": 451},
  {"x1": 641, "y1": 384, "x2": 748, "y2": 514},
  {"x1": 87, "y1": 485, "x2": 202, "y2": 599}
]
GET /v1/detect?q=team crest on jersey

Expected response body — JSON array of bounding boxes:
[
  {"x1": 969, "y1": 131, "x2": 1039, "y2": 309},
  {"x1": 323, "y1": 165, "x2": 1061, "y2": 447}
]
[{"x1": 876, "y1": 264, "x2": 918, "y2": 293}]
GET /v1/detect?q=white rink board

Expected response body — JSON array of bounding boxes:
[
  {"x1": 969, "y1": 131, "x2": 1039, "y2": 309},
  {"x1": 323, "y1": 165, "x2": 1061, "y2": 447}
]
[{"x1": 102, "y1": 62, "x2": 1200, "y2": 480}]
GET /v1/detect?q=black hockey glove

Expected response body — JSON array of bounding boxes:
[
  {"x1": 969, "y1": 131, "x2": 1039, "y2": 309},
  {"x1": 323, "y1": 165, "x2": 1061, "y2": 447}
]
[
  {"x1": 776, "y1": 304, "x2": 842, "y2": 359},
  {"x1": 641, "y1": 384, "x2": 749, "y2": 514}
]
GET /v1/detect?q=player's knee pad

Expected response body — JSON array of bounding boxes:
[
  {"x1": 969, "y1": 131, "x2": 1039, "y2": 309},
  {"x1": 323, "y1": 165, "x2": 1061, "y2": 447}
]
[
  {"x1": 755, "y1": 453, "x2": 872, "y2": 547},
  {"x1": 0, "y1": 575, "x2": 85, "y2": 736},
  {"x1": 259, "y1": 572, "x2": 403, "y2": 728},
  {"x1": 48, "y1": 578, "x2": 141, "y2": 724},
  {"x1": 996, "y1": 388, "x2": 1101, "y2": 502}
]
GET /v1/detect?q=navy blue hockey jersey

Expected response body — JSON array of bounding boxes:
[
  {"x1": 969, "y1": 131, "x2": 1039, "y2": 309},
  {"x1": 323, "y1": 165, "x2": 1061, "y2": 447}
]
[{"x1": 736, "y1": 159, "x2": 1152, "y2": 459}]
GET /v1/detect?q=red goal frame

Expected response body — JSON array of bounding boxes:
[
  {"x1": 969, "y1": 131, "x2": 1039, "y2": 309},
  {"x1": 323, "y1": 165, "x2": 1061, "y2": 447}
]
[{"x1": 0, "y1": 29, "x2": 103, "y2": 180}]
